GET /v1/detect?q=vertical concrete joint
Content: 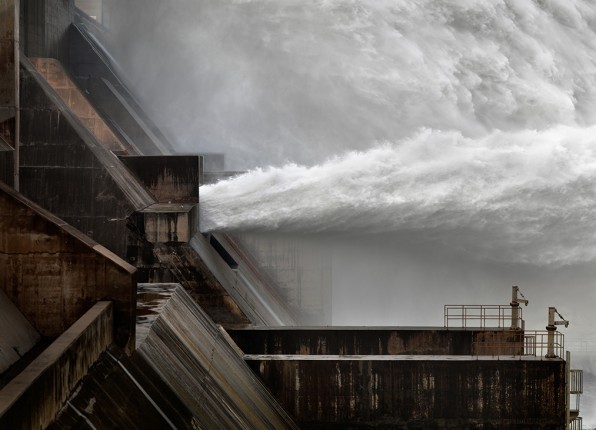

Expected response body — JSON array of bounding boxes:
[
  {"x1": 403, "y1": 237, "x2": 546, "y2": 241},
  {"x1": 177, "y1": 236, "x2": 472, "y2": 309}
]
[{"x1": 14, "y1": 0, "x2": 19, "y2": 191}]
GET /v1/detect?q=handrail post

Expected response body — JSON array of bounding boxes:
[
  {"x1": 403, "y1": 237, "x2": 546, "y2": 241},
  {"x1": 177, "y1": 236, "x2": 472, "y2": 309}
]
[{"x1": 510, "y1": 286, "x2": 527, "y2": 330}]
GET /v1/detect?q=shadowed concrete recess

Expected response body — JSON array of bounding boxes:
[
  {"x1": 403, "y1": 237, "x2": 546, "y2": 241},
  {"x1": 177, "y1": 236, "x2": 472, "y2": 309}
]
[{"x1": 0, "y1": 289, "x2": 40, "y2": 374}]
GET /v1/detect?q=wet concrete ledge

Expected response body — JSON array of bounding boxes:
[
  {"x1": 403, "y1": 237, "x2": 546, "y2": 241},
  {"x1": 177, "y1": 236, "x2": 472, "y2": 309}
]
[{"x1": 0, "y1": 301, "x2": 113, "y2": 430}]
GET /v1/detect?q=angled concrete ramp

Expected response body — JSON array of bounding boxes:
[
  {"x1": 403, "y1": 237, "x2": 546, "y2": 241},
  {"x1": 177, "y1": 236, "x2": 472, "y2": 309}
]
[
  {"x1": 18, "y1": 55, "x2": 157, "y2": 256},
  {"x1": 191, "y1": 232, "x2": 299, "y2": 326},
  {"x1": 29, "y1": 57, "x2": 136, "y2": 154},
  {"x1": 137, "y1": 284, "x2": 298, "y2": 429},
  {"x1": 50, "y1": 284, "x2": 298, "y2": 429}
]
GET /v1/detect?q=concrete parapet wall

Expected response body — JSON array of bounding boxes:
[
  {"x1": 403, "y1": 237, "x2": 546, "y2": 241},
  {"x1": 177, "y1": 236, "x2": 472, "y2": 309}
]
[
  {"x1": 229, "y1": 327, "x2": 524, "y2": 356},
  {"x1": 246, "y1": 356, "x2": 566, "y2": 429},
  {"x1": 0, "y1": 301, "x2": 113, "y2": 430},
  {"x1": 0, "y1": 181, "x2": 136, "y2": 349}
]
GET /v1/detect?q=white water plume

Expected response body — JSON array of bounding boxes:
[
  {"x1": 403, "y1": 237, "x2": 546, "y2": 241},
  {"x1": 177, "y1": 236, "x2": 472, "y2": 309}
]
[{"x1": 200, "y1": 126, "x2": 596, "y2": 265}]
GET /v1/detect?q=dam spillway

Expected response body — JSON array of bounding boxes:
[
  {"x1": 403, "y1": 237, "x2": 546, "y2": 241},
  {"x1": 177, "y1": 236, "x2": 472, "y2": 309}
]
[{"x1": 0, "y1": 1, "x2": 590, "y2": 429}]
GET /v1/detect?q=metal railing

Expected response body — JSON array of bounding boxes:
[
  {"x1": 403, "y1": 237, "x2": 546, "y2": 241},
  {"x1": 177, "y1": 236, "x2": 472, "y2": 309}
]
[
  {"x1": 444, "y1": 304, "x2": 523, "y2": 329},
  {"x1": 523, "y1": 330, "x2": 565, "y2": 358},
  {"x1": 570, "y1": 369, "x2": 583, "y2": 394},
  {"x1": 471, "y1": 330, "x2": 565, "y2": 358},
  {"x1": 570, "y1": 416, "x2": 582, "y2": 430}
]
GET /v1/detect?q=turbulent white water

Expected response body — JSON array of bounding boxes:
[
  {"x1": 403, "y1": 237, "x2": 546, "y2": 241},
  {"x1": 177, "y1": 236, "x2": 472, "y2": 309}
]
[
  {"x1": 188, "y1": 0, "x2": 596, "y2": 266},
  {"x1": 201, "y1": 126, "x2": 596, "y2": 265}
]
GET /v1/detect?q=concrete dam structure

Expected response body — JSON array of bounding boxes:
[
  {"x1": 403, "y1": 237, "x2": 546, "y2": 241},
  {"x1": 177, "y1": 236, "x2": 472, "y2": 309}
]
[{"x1": 0, "y1": 1, "x2": 586, "y2": 429}]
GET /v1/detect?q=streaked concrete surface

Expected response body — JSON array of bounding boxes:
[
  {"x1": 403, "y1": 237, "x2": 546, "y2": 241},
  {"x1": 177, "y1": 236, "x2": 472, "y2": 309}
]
[
  {"x1": 137, "y1": 285, "x2": 299, "y2": 429},
  {"x1": 0, "y1": 181, "x2": 136, "y2": 349},
  {"x1": 246, "y1": 355, "x2": 566, "y2": 429},
  {"x1": 30, "y1": 57, "x2": 134, "y2": 154}
]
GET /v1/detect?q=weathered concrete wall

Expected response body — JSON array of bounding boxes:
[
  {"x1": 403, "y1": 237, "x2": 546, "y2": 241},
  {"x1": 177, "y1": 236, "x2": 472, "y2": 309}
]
[
  {"x1": 131, "y1": 203, "x2": 197, "y2": 244},
  {"x1": 18, "y1": 57, "x2": 155, "y2": 256},
  {"x1": 229, "y1": 327, "x2": 524, "y2": 356},
  {"x1": 20, "y1": 0, "x2": 73, "y2": 62},
  {"x1": 120, "y1": 155, "x2": 200, "y2": 203},
  {"x1": 0, "y1": 181, "x2": 136, "y2": 349},
  {"x1": 246, "y1": 356, "x2": 566, "y2": 429},
  {"x1": 0, "y1": 0, "x2": 17, "y2": 150},
  {"x1": 0, "y1": 0, "x2": 16, "y2": 108},
  {"x1": 30, "y1": 57, "x2": 132, "y2": 153},
  {"x1": 0, "y1": 301, "x2": 113, "y2": 430},
  {"x1": 0, "y1": 147, "x2": 13, "y2": 185}
]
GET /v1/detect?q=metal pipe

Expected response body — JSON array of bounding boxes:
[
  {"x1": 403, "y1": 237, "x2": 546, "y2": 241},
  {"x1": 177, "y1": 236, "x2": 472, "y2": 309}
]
[
  {"x1": 546, "y1": 307, "x2": 569, "y2": 358},
  {"x1": 546, "y1": 307, "x2": 557, "y2": 358},
  {"x1": 510, "y1": 286, "x2": 528, "y2": 330}
]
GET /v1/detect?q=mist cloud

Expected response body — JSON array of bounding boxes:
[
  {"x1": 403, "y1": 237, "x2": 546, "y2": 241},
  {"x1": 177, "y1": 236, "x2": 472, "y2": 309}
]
[{"x1": 107, "y1": 0, "x2": 596, "y2": 168}]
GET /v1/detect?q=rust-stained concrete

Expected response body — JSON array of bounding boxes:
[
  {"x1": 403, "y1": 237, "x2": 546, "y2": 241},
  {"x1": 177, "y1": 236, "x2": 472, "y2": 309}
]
[
  {"x1": 120, "y1": 155, "x2": 200, "y2": 203},
  {"x1": 0, "y1": 181, "x2": 136, "y2": 350},
  {"x1": 29, "y1": 57, "x2": 135, "y2": 154},
  {"x1": 0, "y1": 0, "x2": 18, "y2": 187},
  {"x1": 0, "y1": 0, "x2": 16, "y2": 106},
  {"x1": 228, "y1": 327, "x2": 523, "y2": 356},
  {"x1": 18, "y1": 56, "x2": 156, "y2": 256},
  {"x1": 133, "y1": 203, "x2": 198, "y2": 244},
  {"x1": 246, "y1": 355, "x2": 566, "y2": 429},
  {"x1": 137, "y1": 285, "x2": 298, "y2": 429},
  {"x1": 232, "y1": 327, "x2": 562, "y2": 428},
  {"x1": 0, "y1": 301, "x2": 113, "y2": 430}
]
